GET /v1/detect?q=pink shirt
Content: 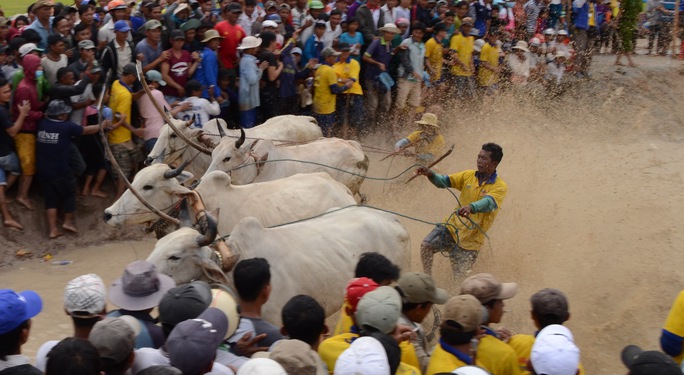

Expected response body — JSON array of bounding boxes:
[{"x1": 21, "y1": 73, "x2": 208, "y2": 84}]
[{"x1": 137, "y1": 88, "x2": 170, "y2": 140}]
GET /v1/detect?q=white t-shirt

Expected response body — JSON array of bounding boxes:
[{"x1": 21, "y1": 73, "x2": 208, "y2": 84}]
[
  {"x1": 41, "y1": 55, "x2": 68, "y2": 86},
  {"x1": 178, "y1": 96, "x2": 221, "y2": 129},
  {"x1": 132, "y1": 347, "x2": 235, "y2": 375},
  {"x1": 322, "y1": 21, "x2": 342, "y2": 49}
]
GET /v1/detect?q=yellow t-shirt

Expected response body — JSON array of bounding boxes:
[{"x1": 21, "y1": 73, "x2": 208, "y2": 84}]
[
  {"x1": 333, "y1": 301, "x2": 354, "y2": 336},
  {"x1": 108, "y1": 79, "x2": 133, "y2": 145},
  {"x1": 333, "y1": 59, "x2": 363, "y2": 95},
  {"x1": 406, "y1": 130, "x2": 445, "y2": 157},
  {"x1": 426, "y1": 344, "x2": 477, "y2": 375},
  {"x1": 477, "y1": 335, "x2": 522, "y2": 375},
  {"x1": 318, "y1": 333, "x2": 421, "y2": 374},
  {"x1": 478, "y1": 42, "x2": 499, "y2": 87},
  {"x1": 509, "y1": 333, "x2": 586, "y2": 375},
  {"x1": 314, "y1": 64, "x2": 339, "y2": 115},
  {"x1": 425, "y1": 37, "x2": 444, "y2": 81},
  {"x1": 664, "y1": 291, "x2": 684, "y2": 364},
  {"x1": 449, "y1": 33, "x2": 474, "y2": 77}
]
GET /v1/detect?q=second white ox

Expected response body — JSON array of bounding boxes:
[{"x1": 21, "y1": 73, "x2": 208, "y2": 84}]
[
  {"x1": 205, "y1": 131, "x2": 369, "y2": 196},
  {"x1": 103, "y1": 164, "x2": 357, "y2": 235},
  {"x1": 146, "y1": 206, "x2": 411, "y2": 324},
  {"x1": 146, "y1": 115, "x2": 323, "y2": 178}
]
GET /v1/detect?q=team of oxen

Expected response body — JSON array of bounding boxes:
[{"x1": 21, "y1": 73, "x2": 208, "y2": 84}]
[{"x1": 103, "y1": 115, "x2": 412, "y2": 323}]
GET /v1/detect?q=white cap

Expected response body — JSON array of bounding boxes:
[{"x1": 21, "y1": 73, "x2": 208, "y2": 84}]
[
  {"x1": 557, "y1": 29, "x2": 568, "y2": 36},
  {"x1": 237, "y1": 358, "x2": 287, "y2": 375},
  {"x1": 334, "y1": 337, "x2": 390, "y2": 375},
  {"x1": 529, "y1": 37, "x2": 541, "y2": 46},
  {"x1": 473, "y1": 39, "x2": 486, "y2": 52},
  {"x1": 452, "y1": 366, "x2": 492, "y2": 375},
  {"x1": 19, "y1": 43, "x2": 42, "y2": 58},
  {"x1": 64, "y1": 274, "x2": 107, "y2": 317},
  {"x1": 262, "y1": 20, "x2": 279, "y2": 29},
  {"x1": 291, "y1": 47, "x2": 302, "y2": 55},
  {"x1": 530, "y1": 325, "x2": 580, "y2": 375}
]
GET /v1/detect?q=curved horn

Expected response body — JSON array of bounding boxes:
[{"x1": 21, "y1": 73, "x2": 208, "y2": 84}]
[
  {"x1": 163, "y1": 160, "x2": 192, "y2": 179},
  {"x1": 195, "y1": 212, "x2": 219, "y2": 247},
  {"x1": 178, "y1": 198, "x2": 193, "y2": 228},
  {"x1": 216, "y1": 119, "x2": 227, "y2": 137},
  {"x1": 186, "y1": 117, "x2": 195, "y2": 127},
  {"x1": 235, "y1": 127, "x2": 246, "y2": 149}
]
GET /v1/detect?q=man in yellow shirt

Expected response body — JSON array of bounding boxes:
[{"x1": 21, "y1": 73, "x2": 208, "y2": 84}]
[
  {"x1": 477, "y1": 32, "x2": 501, "y2": 92},
  {"x1": 108, "y1": 63, "x2": 144, "y2": 198},
  {"x1": 661, "y1": 290, "x2": 684, "y2": 364},
  {"x1": 333, "y1": 42, "x2": 363, "y2": 139},
  {"x1": 417, "y1": 142, "x2": 508, "y2": 278},
  {"x1": 314, "y1": 47, "x2": 352, "y2": 137},
  {"x1": 394, "y1": 112, "x2": 445, "y2": 163},
  {"x1": 424, "y1": 23, "x2": 447, "y2": 101},
  {"x1": 448, "y1": 17, "x2": 475, "y2": 100}
]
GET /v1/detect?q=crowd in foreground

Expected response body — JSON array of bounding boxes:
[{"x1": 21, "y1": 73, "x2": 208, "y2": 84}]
[{"x1": 2, "y1": 252, "x2": 684, "y2": 374}]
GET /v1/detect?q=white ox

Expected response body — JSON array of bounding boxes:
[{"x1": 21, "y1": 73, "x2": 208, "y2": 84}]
[
  {"x1": 205, "y1": 134, "x2": 369, "y2": 196},
  {"x1": 146, "y1": 206, "x2": 411, "y2": 324},
  {"x1": 103, "y1": 164, "x2": 357, "y2": 235},
  {"x1": 146, "y1": 116, "x2": 323, "y2": 178}
]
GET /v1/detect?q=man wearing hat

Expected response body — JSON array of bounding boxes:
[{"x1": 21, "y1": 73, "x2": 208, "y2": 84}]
[
  {"x1": 417, "y1": 143, "x2": 507, "y2": 278},
  {"x1": 448, "y1": 17, "x2": 476, "y2": 99},
  {"x1": 313, "y1": 47, "x2": 352, "y2": 137},
  {"x1": 528, "y1": 325, "x2": 580, "y2": 375},
  {"x1": 107, "y1": 260, "x2": 175, "y2": 349},
  {"x1": 622, "y1": 345, "x2": 682, "y2": 375},
  {"x1": 194, "y1": 28, "x2": 223, "y2": 99},
  {"x1": 166, "y1": 308, "x2": 230, "y2": 375},
  {"x1": 362, "y1": 23, "x2": 400, "y2": 129},
  {"x1": 89, "y1": 317, "x2": 140, "y2": 375},
  {"x1": 215, "y1": 3, "x2": 247, "y2": 71},
  {"x1": 97, "y1": 0, "x2": 131, "y2": 49},
  {"x1": 68, "y1": 39, "x2": 96, "y2": 77},
  {"x1": 356, "y1": 0, "x2": 386, "y2": 44},
  {"x1": 299, "y1": 0, "x2": 326, "y2": 47},
  {"x1": 0, "y1": 289, "x2": 43, "y2": 375},
  {"x1": 394, "y1": 112, "x2": 445, "y2": 163},
  {"x1": 136, "y1": 19, "x2": 167, "y2": 72},
  {"x1": 101, "y1": 20, "x2": 137, "y2": 79},
  {"x1": 26, "y1": 0, "x2": 54, "y2": 50}
]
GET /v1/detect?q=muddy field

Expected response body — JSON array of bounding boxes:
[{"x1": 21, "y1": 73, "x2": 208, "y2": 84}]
[{"x1": 2, "y1": 54, "x2": 684, "y2": 373}]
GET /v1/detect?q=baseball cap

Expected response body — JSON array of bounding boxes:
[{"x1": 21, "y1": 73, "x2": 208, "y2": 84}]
[
  {"x1": 451, "y1": 366, "x2": 492, "y2": 375},
  {"x1": 91, "y1": 61, "x2": 103, "y2": 73},
  {"x1": 236, "y1": 358, "x2": 287, "y2": 375},
  {"x1": 338, "y1": 42, "x2": 351, "y2": 52},
  {"x1": 228, "y1": 2, "x2": 242, "y2": 12},
  {"x1": 46, "y1": 100, "x2": 72, "y2": 117},
  {"x1": 180, "y1": 18, "x2": 201, "y2": 31},
  {"x1": 345, "y1": 277, "x2": 379, "y2": 312},
  {"x1": 173, "y1": 3, "x2": 190, "y2": 14},
  {"x1": 64, "y1": 274, "x2": 106, "y2": 318},
  {"x1": 78, "y1": 39, "x2": 96, "y2": 50},
  {"x1": 34, "y1": 0, "x2": 55, "y2": 10},
  {"x1": 88, "y1": 317, "x2": 140, "y2": 363},
  {"x1": 460, "y1": 273, "x2": 518, "y2": 304},
  {"x1": 310, "y1": 0, "x2": 324, "y2": 8},
  {"x1": 442, "y1": 295, "x2": 482, "y2": 332},
  {"x1": 266, "y1": 14, "x2": 282, "y2": 23},
  {"x1": 279, "y1": 3, "x2": 291, "y2": 11},
  {"x1": 621, "y1": 345, "x2": 682, "y2": 375},
  {"x1": 262, "y1": 20, "x2": 278, "y2": 29},
  {"x1": 0, "y1": 289, "x2": 42, "y2": 334},
  {"x1": 145, "y1": 70, "x2": 167, "y2": 86},
  {"x1": 530, "y1": 325, "x2": 580, "y2": 375},
  {"x1": 108, "y1": 0, "x2": 127, "y2": 10},
  {"x1": 122, "y1": 62, "x2": 138, "y2": 77},
  {"x1": 167, "y1": 308, "x2": 229, "y2": 375},
  {"x1": 320, "y1": 47, "x2": 340, "y2": 59},
  {"x1": 461, "y1": 17, "x2": 474, "y2": 26},
  {"x1": 114, "y1": 20, "x2": 132, "y2": 33},
  {"x1": 19, "y1": 43, "x2": 43, "y2": 58},
  {"x1": 291, "y1": 47, "x2": 302, "y2": 55},
  {"x1": 159, "y1": 281, "x2": 212, "y2": 328},
  {"x1": 108, "y1": 260, "x2": 176, "y2": 311},
  {"x1": 209, "y1": 288, "x2": 240, "y2": 339},
  {"x1": 171, "y1": 29, "x2": 186, "y2": 40},
  {"x1": 355, "y1": 286, "x2": 402, "y2": 334},
  {"x1": 264, "y1": 0, "x2": 277, "y2": 9},
  {"x1": 531, "y1": 288, "x2": 569, "y2": 322},
  {"x1": 144, "y1": 19, "x2": 162, "y2": 30},
  {"x1": 397, "y1": 272, "x2": 448, "y2": 304},
  {"x1": 334, "y1": 336, "x2": 390, "y2": 375},
  {"x1": 252, "y1": 339, "x2": 320, "y2": 375}
]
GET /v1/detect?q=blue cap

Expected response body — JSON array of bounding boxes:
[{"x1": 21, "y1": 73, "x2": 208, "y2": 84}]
[
  {"x1": 0, "y1": 289, "x2": 42, "y2": 334},
  {"x1": 114, "y1": 20, "x2": 132, "y2": 32},
  {"x1": 265, "y1": 13, "x2": 282, "y2": 23}
]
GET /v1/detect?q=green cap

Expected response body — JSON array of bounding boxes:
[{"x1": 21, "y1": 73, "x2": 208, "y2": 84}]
[
  {"x1": 180, "y1": 18, "x2": 201, "y2": 31},
  {"x1": 310, "y1": 0, "x2": 324, "y2": 9}
]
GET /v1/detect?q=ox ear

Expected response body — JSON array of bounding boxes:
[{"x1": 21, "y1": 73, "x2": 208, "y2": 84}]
[
  {"x1": 175, "y1": 171, "x2": 194, "y2": 185},
  {"x1": 206, "y1": 170, "x2": 233, "y2": 188}
]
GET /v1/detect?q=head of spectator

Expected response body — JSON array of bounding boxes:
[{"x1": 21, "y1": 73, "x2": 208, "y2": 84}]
[
  {"x1": 145, "y1": 69, "x2": 167, "y2": 90},
  {"x1": 344, "y1": 277, "x2": 379, "y2": 320},
  {"x1": 530, "y1": 288, "x2": 570, "y2": 330},
  {"x1": 529, "y1": 325, "x2": 580, "y2": 375},
  {"x1": 73, "y1": 23, "x2": 91, "y2": 43},
  {"x1": 144, "y1": 19, "x2": 163, "y2": 44},
  {"x1": 138, "y1": 365, "x2": 183, "y2": 375},
  {"x1": 320, "y1": 47, "x2": 339, "y2": 65},
  {"x1": 396, "y1": 272, "x2": 448, "y2": 324},
  {"x1": 234, "y1": 258, "x2": 272, "y2": 311},
  {"x1": 109, "y1": 260, "x2": 176, "y2": 313},
  {"x1": 460, "y1": 17, "x2": 474, "y2": 34},
  {"x1": 46, "y1": 99, "x2": 72, "y2": 121},
  {"x1": 57, "y1": 67, "x2": 76, "y2": 86},
  {"x1": 19, "y1": 42, "x2": 42, "y2": 61},
  {"x1": 52, "y1": 15, "x2": 71, "y2": 37},
  {"x1": 119, "y1": 62, "x2": 138, "y2": 86},
  {"x1": 440, "y1": 295, "x2": 483, "y2": 349},
  {"x1": 33, "y1": 0, "x2": 54, "y2": 24},
  {"x1": 237, "y1": 358, "x2": 287, "y2": 375},
  {"x1": 166, "y1": 307, "x2": 228, "y2": 375},
  {"x1": 411, "y1": 22, "x2": 426, "y2": 42},
  {"x1": 291, "y1": 47, "x2": 302, "y2": 64},
  {"x1": 309, "y1": 0, "x2": 324, "y2": 18},
  {"x1": 114, "y1": 19, "x2": 131, "y2": 43},
  {"x1": 237, "y1": 35, "x2": 262, "y2": 56},
  {"x1": 338, "y1": 42, "x2": 351, "y2": 62},
  {"x1": 334, "y1": 334, "x2": 400, "y2": 375},
  {"x1": 9, "y1": 37, "x2": 26, "y2": 61},
  {"x1": 264, "y1": 0, "x2": 278, "y2": 15},
  {"x1": 0, "y1": 289, "x2": 42, "y2": 360},
  {"x1": 108, "y1": 0, "x2": 127, "y2": 21},
  {"x1": 278, "y1": 5, "x2": 291, "y2": 24},
  {"x1": 21, "y1": 29, "x2": 42, "y2": 46},
  {"x1": 173, "y1": 3, "x2": 190, "y2": 22},
  {"x1": 169, "y1": 29, "x2": 186, "y2": 51},
  {"x1": 21, "y1": 50, "x2": 43, "y2": 83},
  {"x1": 313, "y1": 20, "x2": 326, "y2": 39},
  {"x1": 180, "y1": 18, "x2": 200, "y2": 42},
  {"x1": 346, "y1": 17, "x2": 359, "y2": 34},
  {"x1": 158, "y1": 280, "x2": 212, "y2": 338},
  {"x1": 260, "y1": 31, "x2": 278, "y2": 51},
  {"x1": 355, "y1": 286, "x2": 402, "y2": 335},
  {"x1": 378, "y1": 23, "x2": 401, "y2": 43},
  {"x1": 222, "y1": 2, "x2": 242, "y2": 24},
  {"x1": 329, "y1": 9, "x2": 342, "y2": 29},
  {"x1": 45, "y1": 338, "x2": 100, "y2": 375},
  {"x1": 13, "y1": 15, "x2": 29, "y2": 29},
  {"x1": 253, "y1": 339, "x2": 322, "y2": 375},
  {"x1": 201, "y1": 29, "x2": 223, "y2": 51},
  {"x1": 185, "y1": 79, "x2": 203, "y2": 98},
  {"x1": 281, "y1": 295, "x2": 327, "y2": 350},
  {"x1": 244, "y1": 0, "x2": 257, "y2": 16},
  {"x1": 433, "y1": 22, "x2": 447, "y2": 42},
  {"x1": 88, "y1": 317, "x2": 140, "y2": 375},
  {"x1": 147, "y1": 2, "x2": 162, "y2": 20},
  {"x1": 196, "y1": 22, "x2": 213, "y2": 43},
  {"x1": 78, "y1": 4, "x2": 95, "y2": 26},
  {"x1": 77, "y1": 39, "x2": 95, "y2": 63},
  {"x1": 460, "y1": 273, "x2": 517, "y2": 326},
  {"x1": 621, "y1": 345, "x2": 681, "y2": 375},
  {"x1": 46, "y1": 34, "x2": 67, "y2": 57},
  {"x1": 354, "y1": 252, "x2": 401, "y2": 286},
  {"x1": 63, "y1": 274, "x2": 107, "y2": 338}
]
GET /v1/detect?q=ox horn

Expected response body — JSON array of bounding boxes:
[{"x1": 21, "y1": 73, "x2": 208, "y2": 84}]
[
  {"x1": 186, "y1": 117, "x2": 195, "y2": 128},
  {"x1": 195, "y1": 211, "x2": 219, "y2": 247},
  {"x1": 178, "y1": 198, "x2": 193, "y2": 228},
  {"x1": 163, "y1": 160, "x2": 191, "y2": 179},
  {"x1": 235, "y1": 127, "x2": 246, "y2": 149},
  {"x1": 216, "y1": 119, "x2": 227, "y2": 137}
]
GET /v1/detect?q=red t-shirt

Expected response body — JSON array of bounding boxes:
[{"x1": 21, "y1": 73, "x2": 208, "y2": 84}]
[
  {"x1": 214, "y1": 21, "x2": 246, "y2": 69},
  {"x1": 161, "y1": 49, "x2": 193, "y2": 97}
]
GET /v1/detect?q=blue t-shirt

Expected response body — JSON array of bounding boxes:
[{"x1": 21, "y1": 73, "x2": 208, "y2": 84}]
[
  {"x1": 135, "y1": 39, "x2": 163, "y2": 68},
  {"x1": 339, "y1": 32, "x2": 364, "y2": 62},
  {"x1": 36, "y1": 118, "x2": 83, "y2": 180}
]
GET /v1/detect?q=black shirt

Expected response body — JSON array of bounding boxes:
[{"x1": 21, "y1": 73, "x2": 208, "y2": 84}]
[{"x1": 0, "y1": 106, "x2": 15, "y2": 157}]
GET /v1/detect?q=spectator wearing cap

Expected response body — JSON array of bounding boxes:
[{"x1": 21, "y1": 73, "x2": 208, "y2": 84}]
[
  {"x1": 396, "y1": 272, "x2": 449, "y2": 373},
  {"x1": 35, "y1": 100, "x2": 100, "y2": 238},
  {"x1": 313, "y1": 47, "x2": 352, "y2": 137},
  {"x1": 107, "y1": 260, "x2": 175, "y2": 349},
  {"x1": 260, "y1": 18, "x2": 284, "y2": 50},
  {"x1": 393, "y1": 22, "x2": 426, "y2": 133},
  {"x1": 237, "y1": 36, "x2": 268, "y2": 128},
  {"x1": 448, "y1": 17, "x2": 476, "y2": 99},
  {"x1": 68, "y1": 39, "x2": 96, "y2": 77},
  {"x1": 253, "y1": 339, "x2": 325, "y2": 375},
  {"x1": 238, "y1": 0, "x2": 266, "y2": 36},
  {"x1": 528, "y1": 325, "x2": 580, "y2": 375},
  {"x1": 101, "y1": 20, "x2": 137, "y2": 79},
  {"x1": 138, "y1": 70, "x2": 189, "y2": 153},
  {"x1": 335, "y1": 333, "x2": 403, "y2": 375},
  {"x1": 179, "y1": 19, "x2": 202, "y2": 53},
  {"x1": 177, "y1": 79, "x2": 220, "y2": 129},
  {"x1": 136, "y1": 20, "x2": 167, "y2": 73},
  {"x1": 362, "y1": 23, "x2": 400, "y2": 129},
  {"x1": 278, "y1": 31, "x2": 315, "y2": 115},
  {"x1": 41, "y1": 34, "x2": 69, "y2": 86},
  {"x1": 333, "y1": 42, "x2": 363, "y2": 139},
  {"x1": 26, "y1": 0, "x2": 53, "y2": 50},
  {"x1": 508, "y1": 41, "x2": 531, "y2": 84},
  {"x1": 622, "y1": 345, "x2": 682, "y2": 375},
  {"x1": 0, "y1": 289, "x2": 43, "y2": 374},
  {"x1": 170, "y1": 3, "x2": 192, "y2": 32},
  {"x1": 356, "y1": 0, "x2": 386, "y2": 45},
  {"x1": 34, "y1": 274, "x2": 107, "y2": 372},
  {"x1": 88, "y1": 318, "x2": 140, "y2": 375},
  {"x1": 193, "y1": 29, "x2": 223, "y2": 99},
  {"x1": 69, "y1": 23, "x2": 92, "y2": 64},
  {"x1": 167, "y1": 308, "x2": 231, "y2": 375},
  {"x1": 256, "y1": 31, "x2": 284, "y2": 122},
  {"x1": 215, "y1": 3, "x2": 247, "y2": 72},
  {"x1": 237, "y1": 358, "x2": 286, "y2": 375},
  {"x1": 278, "y1": 5, "x2": 296, "y2": 37},
  {"x1": 298, "y1": 0, "x2": 326, "y2": 49},
  {"x1": 44, "y1": 338, "x2": 101, "y2": 375},
  {"x1": 157, "y1": 281, "x2": 213, "y2": 338},
  {"x1": 98, "y1": 0, "x2": 131, "y2": 50}
]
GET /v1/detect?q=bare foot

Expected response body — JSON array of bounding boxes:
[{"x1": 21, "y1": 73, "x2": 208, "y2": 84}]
[
  {"x1": 4, "y1": 220, "x2": 23, "y2": 231},
  {"x1": 16, "y1": 197, "x2": 33, "y2": 210},
  {"x1": 49, "y1": 232, "x2": 64, "y2": 239},
  {"x1": 62, "y1": 224, "x2": 78, "y2": 234},
  {"x1": 90, "y1": 190, "x2": 109, "y2": 198}
]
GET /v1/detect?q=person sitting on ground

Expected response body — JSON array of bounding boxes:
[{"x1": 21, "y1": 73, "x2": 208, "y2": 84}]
[
  {"x1": 621, "y1": 345, "x2": 682, "y2": 375},
  {"x1": 89, "y1": 318, "x2": 141, "y2": 375},
  {"x1": 166, "y1": 308, "x2": 229, "y2": 375},
  {"x1": 394, "y1": 113, "x2": 446, "y2": 163},
  {"x1": 107, "y1": 260, "x2": 176, "y2": 349},
  {"x1": 528, "y1": 325, "x2": 580, "y2": 375},
  {"x1": 178, "y1": 79, "x2": 221, "y2": 129},
  {"x1": 34, "y1": 274, "x2": 108, "y2": 372},
  {"x1": 0, "y1": 289, "x2": 43, "y2": 375},
  {"x1": 44, "y1": 337, "x2": 101, "y2": 375}
]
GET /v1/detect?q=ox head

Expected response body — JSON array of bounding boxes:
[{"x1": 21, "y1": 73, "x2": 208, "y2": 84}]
[
  {"x1": 146, "y1": 211, "x2": 230, "y2": 285},
  {"x1": 103, "y1": 163, "x2": 194, "y2": 227},
  {"x1": 145, "y1": 117, "x2": 197, "y2": 165},
  {"x1": 204, "y1": 128, "x2": 260, "y2": 183}
]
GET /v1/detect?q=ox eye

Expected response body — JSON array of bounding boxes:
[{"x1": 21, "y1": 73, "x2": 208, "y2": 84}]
[
  {"x1": 143, "y1": 185, "x2": 153, "y2": 190},
  {"x1": 170, "y1": 134, "x2": 178, "y2": 138},
  {"x1": 223, "y1": 157, "x2": 231, "y2": 162},
  {"x1": 168, "y1": 255, "x2": 180, "y2": 261}
]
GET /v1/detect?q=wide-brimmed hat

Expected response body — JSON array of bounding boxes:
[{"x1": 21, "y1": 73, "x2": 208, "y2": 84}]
[
  {"x1": 237, "y1": 35, "x2": 262, "y2": 50},
  {"x1": 378, "y1": 23, "x2": 401, "y2": 34},
  {"x1": 173, "y1": 3, "x2": 190, "y2": 14},
  {"x1": 461, "y1": 17, "x2": 474, "y2": 26},
  {"x1": 460, "y1": 273, "x2": 518, "y2": 304},
  {"x1": 46, "y1": 100, "x2": 72, "y2": 117},
  {"x1": 415, "y1": 112, "x2": 439, "y2": 128},
  {"x1": 109, "y1": 260, "x2": 175, "y2": 311},
  {"x1": 512, "y1": 40, "x2": 529, "y2": 52},
  {"x1": 201, "y1": 29, "x2": 224, "y2": 43}
]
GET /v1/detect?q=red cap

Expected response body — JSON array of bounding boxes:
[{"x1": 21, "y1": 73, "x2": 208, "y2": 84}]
[{"x1": 345, "y1": 277, "x2": 379, "y2": 312}]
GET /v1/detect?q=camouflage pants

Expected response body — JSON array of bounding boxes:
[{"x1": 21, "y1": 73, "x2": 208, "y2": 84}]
[{"x1": 420, "y1": 225, "x2": 479, "y2": 280}]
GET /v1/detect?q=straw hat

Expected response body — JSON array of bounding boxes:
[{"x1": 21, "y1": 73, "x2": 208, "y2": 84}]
[
  {"x1": 512, "y1": 40, "x2": 529, "y2": 52},
  {"x1": 378, "y1": 23, "x2": 401, "y2": 34},
  {"x1": 415, "y1": 113, "x2": 439, "y2": 128},
  {"x1": 237, "y1": 35, "x2": 262, "y2": 50},
  {"x1": 201, "y1": 29, "x2": 224, "y2": 43}
]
